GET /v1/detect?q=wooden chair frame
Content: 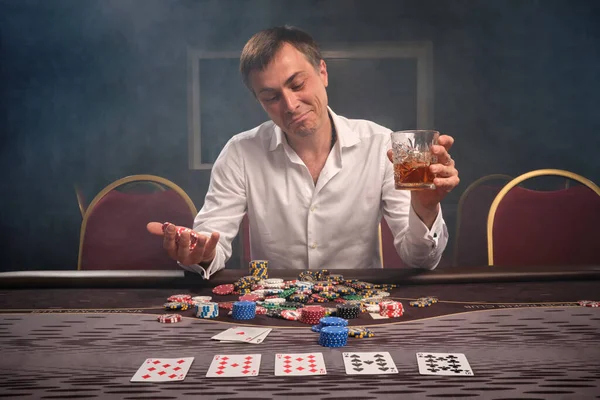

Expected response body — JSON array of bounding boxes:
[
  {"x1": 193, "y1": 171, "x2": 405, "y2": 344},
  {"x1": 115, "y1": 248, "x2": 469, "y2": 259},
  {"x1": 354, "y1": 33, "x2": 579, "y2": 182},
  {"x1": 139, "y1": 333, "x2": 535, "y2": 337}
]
[
  {"x1": 77, "y1": 174, "x2": 197, "y2": 270},
  {"x1": 486, "y1": 169, "x2": 600, "y2": 266}
]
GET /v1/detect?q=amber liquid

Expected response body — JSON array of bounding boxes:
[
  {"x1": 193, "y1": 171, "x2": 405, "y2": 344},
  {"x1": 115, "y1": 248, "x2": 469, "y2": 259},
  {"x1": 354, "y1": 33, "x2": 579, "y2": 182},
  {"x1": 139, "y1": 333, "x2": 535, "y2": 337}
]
[{"x1": 394, "y1": 162, "x2": 435, "y2": 190}]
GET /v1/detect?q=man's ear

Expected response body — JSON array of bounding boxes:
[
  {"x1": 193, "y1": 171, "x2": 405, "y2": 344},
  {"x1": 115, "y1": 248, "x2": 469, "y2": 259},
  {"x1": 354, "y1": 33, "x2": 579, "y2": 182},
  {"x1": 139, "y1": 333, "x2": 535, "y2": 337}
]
[{"x1": 319, "y1": 59, "x2": 328, "y2": 87}]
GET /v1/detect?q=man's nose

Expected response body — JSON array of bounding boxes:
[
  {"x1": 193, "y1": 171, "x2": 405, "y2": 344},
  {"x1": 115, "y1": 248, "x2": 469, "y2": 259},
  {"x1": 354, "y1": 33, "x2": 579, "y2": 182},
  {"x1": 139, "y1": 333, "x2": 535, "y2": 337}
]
[{"x1": 282, "y1": 90, "x2": 299, "y2": 112}]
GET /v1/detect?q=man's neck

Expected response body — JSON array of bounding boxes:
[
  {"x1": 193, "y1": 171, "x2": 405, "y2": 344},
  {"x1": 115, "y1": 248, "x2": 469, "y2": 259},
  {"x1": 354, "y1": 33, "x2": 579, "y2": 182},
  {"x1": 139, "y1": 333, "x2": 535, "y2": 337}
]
[{"x1": 285, "y1": 114, "x2": 335, "y2": 159}]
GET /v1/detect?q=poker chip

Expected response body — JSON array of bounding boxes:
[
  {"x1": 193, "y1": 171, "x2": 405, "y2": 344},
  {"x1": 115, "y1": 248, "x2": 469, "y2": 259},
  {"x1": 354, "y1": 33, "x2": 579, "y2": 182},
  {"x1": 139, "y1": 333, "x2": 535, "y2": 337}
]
[
  {"x1": 218, "y1": 302, "x2": 234, "y2": 310},
  {"x1": 578, "y1": 300, "x2": 600, "y2": 307},
  {"x1": 212, "y1": 284, "x2": 234, "y2": 295},
  {"x1": 409, "y1": 300, "x2": 431, "y2": 308},
  {"x1": 348, "y1": 326, "x2": 375, "y2": 338},
  {"x1": 158, "y1": 314, "x2": 182, "y2": 324},
  {"x1": 255, "y1": 306, "x2": 268, "y2": 315},
  {"x1": 281, "y1": 309, "x2": 301, "y2": 321},
  {"x1": 264, "y1": 298, "x2": 286, "y2": 305},
  {"x1": 195, "y1": 302, "x2": 219, "y2": 319},
  {"x1": 239, "y1": 294, "x2": 260, "y2": 302},
  {"x1": 191, "y1": 296, "x2": 212, "y2": 303},
  {"x1": 167, "y1": 294, "x2": 192, "y2": 302},
  {"x1": 379, "y1": 301, "x2": 404, "y2": 317},
  {"x1": 249, "y1": 260, "x2": 269, "y2": 280},
  {"x1": 300, "y1": 306, "x2": 326, "y2": 325},
  {"x1": 336, "y1": 303, "x2": 360, "y2": 319},
  {"x1": 163, "y1": 301, "x2": 189, "y2": 311},
  {"x1": 318, "y1": 326, "x2": 348, "y2": 348},
  {"x1": 232, "y1": 301, "x2": 256, "y2": 320},
  {"x1": 162, "y1": 222, "x2": 199, "y2": 250}
]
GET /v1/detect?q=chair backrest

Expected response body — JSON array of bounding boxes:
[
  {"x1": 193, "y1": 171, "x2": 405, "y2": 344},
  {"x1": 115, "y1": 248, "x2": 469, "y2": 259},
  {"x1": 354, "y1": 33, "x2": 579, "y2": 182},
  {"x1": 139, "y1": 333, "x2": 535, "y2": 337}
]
[
  {"x1": 487, "y1": 169, "x2": 600, "y2": 266},
  {"x1": 453, "y1": 174, "x2": 513, "y2": 267},
  {"x1": 78, "y1": 175, "x2": 198, "y2": 270}
]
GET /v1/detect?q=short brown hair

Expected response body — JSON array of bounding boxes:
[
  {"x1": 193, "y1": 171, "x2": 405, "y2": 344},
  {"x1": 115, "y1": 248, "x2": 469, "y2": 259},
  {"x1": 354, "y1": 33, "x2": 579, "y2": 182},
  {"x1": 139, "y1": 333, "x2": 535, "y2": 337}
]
[{"x1": 240, "y1": 25, "x2": 322, "y2": 92}]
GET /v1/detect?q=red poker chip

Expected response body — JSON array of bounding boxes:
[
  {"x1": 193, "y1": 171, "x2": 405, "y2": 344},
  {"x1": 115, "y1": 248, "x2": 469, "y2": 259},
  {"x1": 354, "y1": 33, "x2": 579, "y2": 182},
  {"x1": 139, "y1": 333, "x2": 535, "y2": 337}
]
[
  {"x1": 578, "y1": 300, "x2": 600, "y2": 307},
  {"x1": 158, "y1": 314, "x2": 182, "y2": 323},
  {"x1": 212, "y1": 284, "x2": 234, "y2": 295},
  {"x1": 239, "y1": 294, "x2": 259, "y2": 302},
  {"x1": 255, "y1": 306, "x2": 268, "y2": 315},
  {"x1": 167, "y1": 294, "x2": 192, "y2": 302},
  {"x1": 218, "y1": 302, "x2": 234, "y2": 310},
  {"x1": 281, "y1": 310, "x2": 301, "y2": 321}
]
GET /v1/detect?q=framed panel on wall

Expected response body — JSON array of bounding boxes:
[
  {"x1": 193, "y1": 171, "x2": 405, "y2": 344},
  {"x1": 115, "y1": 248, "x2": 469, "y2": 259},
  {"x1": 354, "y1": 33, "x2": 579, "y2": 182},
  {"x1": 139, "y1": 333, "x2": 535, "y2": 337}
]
[{"x1": 187, "y1": 42, "x2": 434, "y2": 169}]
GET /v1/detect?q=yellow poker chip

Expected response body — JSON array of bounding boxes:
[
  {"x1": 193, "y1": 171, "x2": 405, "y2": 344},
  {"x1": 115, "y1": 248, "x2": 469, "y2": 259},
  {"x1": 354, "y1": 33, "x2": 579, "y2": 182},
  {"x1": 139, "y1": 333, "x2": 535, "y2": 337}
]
[{"x1": 409, "y1": 300, "x2": 430, "y2": 308}]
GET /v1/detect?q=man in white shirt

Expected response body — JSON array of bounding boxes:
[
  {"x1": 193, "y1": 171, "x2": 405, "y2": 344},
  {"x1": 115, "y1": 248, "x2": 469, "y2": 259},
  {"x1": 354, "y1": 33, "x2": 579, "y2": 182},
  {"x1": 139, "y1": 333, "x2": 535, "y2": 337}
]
[{"x1": 148, "y1": 26, "x2": 459, "y2": 279}]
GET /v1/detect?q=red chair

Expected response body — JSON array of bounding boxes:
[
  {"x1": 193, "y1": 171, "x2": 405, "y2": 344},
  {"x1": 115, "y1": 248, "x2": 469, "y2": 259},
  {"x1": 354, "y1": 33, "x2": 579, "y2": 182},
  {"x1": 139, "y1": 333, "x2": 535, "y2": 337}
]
[
  {"x1": 452, "y1": 174, "x2": 513, "y2": 267},
  {"x1": 487, "y1": 169, "x2": 600, "y2": 266},
  {"x1": 78, "y1": 175, "x2": 198, "y2": 270}
]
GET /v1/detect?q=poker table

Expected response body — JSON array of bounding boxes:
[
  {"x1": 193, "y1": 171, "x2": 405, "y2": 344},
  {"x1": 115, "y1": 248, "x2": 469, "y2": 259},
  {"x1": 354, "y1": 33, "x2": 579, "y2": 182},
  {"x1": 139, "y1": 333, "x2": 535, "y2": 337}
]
[{"x1": 1, "y1": 265, "x2": 599, "y2": 400}]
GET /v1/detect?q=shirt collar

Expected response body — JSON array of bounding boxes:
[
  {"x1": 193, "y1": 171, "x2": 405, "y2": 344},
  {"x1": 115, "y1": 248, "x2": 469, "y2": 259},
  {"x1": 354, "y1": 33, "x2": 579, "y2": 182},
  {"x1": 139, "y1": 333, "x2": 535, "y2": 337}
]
[{"x1": 269, "y1": 107, "x2": 361, "y2": 152}]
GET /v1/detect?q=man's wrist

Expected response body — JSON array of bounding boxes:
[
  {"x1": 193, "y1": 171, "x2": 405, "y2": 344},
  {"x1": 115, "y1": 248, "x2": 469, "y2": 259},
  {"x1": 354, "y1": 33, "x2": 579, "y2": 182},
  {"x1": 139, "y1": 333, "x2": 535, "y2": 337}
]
[{"x1": 410, "y1": 199, "x2": 440, "y2": 229}]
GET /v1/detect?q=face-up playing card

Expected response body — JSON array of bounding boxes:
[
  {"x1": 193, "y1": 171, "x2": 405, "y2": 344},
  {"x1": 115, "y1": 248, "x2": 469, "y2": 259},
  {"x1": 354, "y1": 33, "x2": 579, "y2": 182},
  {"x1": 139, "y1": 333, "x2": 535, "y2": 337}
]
[
  {"x1": 206, "y1": 354, "x2": 261, "y2": 377},
  {"x1": 416, "y1": 352, "x2": 474, "y2": 376},
  {"x1": 274, "y1": 353, "x2": 327, "y2": 376},
  {"x1": 342, "y1": 352, "x2": 398, "y2": 375},
  {"x1": 130, "y1": 357, "x2": 194, "y2": 382},
  {"x1": 211, "y1": 327, "x2": 271, "y2": 344}
]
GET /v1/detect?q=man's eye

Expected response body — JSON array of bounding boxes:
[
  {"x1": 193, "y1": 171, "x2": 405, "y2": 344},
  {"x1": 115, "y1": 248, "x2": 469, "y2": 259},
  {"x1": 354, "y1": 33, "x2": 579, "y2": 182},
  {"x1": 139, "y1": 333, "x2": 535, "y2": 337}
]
[
  {"x1": 292, "y1": 82, "x2": 304, "y2": 91},
  {"x1": 263, "y1": 95, "x2": 279, "y2": 102}
]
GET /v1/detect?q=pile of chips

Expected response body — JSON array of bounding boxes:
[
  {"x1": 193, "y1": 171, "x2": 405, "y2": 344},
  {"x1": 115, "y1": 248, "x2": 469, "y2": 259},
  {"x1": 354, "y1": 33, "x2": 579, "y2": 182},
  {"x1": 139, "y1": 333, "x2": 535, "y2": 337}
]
[
  {"x1": 578, "y1": 300, "x2": 600, "y2": 307},
  {"x1": 249, "y1": 260, "x2": 268, "y2": 280},
  {"x1": 336, "y1": 303, "x2": 360, "y2": 319},
  {"x1": 379, "y1": 301, "x2": 404, "y2": 318},
  {"x1": 162, "y1": 222, "x2": 199, "y2": 251},
  {"x1": 300, "y1": 306, "x2": 326, "y2": 325},
  {"x1": 409, "y1": 296, "x2": 438, "y2": 308},
  {"x1": 157, "y1": 314, "x2": 182, "y2": 324},
  {"x1": 348, "y1": 326, "x2": 375, "y2": 338},
  {"x1": 318, "y1": 326, "x2": 348, "y2": 348},
  {"x1": 311, "y1": 316, "x2": 348, "y2": 333},
  {"x1": 232, "y1": 301, "x2": 256, "y2": 320},
  {"x1": 195, "y1": 302, "x2": 219, "y2": 319}
]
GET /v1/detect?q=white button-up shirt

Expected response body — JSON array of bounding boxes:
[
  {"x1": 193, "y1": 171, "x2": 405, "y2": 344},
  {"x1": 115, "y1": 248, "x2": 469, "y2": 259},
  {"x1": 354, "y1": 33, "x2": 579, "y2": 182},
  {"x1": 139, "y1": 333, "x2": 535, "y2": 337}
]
[{"x1": 183, "y1": 108, "x2": 447, "y2": 279}]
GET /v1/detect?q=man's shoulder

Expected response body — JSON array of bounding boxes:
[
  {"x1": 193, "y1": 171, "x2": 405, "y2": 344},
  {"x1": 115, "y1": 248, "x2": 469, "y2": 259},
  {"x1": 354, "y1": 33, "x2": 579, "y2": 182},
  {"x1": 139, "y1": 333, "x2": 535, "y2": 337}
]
[
  {"x1": 333, "y1": 112, "x2": 392, "y2": 143},
  {"x1": 229, "y1": 120, "x2": 276, "y2": 144}
]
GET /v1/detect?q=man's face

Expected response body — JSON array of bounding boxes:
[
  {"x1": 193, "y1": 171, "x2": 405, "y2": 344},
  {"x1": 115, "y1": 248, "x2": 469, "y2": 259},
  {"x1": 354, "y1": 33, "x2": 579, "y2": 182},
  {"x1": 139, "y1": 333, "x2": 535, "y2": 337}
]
[{"x1": 249, "y1": 43, "x2": 329, "y2": 138}]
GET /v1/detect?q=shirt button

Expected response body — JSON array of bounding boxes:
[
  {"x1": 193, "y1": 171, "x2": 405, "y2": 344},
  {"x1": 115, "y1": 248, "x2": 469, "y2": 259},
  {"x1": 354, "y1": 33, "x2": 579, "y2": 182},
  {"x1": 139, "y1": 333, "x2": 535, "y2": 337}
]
[
  {"x1": 310, "y1": 206, "x2": 316, "y2": 212},
  {"x1": 311, "y1": 242, "x2": 318, "y2": 249}
]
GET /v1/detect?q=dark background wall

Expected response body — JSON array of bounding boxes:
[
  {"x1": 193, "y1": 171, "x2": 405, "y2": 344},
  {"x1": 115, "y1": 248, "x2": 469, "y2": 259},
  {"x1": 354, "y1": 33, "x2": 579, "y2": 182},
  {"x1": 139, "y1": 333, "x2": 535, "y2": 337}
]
[{"x1": 1, "y1": 0, "x2": 599, "y2": 271}]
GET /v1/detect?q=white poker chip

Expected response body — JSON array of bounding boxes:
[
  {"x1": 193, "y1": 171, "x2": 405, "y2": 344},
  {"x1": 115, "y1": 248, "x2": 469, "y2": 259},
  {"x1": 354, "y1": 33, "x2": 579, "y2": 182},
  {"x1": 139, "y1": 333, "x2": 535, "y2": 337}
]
[
  {"x1": 264, "y1": 278, "x2": 284, "y2": 284},
  {"x1": 191, "y1": 296, "x2": 212, "y2": 303},
  {"x1": 263, "y1": 298, "x2": 286, "y2": 304}
]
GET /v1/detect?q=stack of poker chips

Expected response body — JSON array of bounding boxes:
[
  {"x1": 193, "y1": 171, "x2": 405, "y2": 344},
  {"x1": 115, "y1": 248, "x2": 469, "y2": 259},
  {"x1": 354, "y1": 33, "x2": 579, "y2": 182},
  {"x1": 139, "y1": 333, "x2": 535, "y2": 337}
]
[
  {"x1": 232, "y1": 301, "x2": 256, "y2": 320},
  {"x1": 578, "y1": 300, "x2": 600, "y2": 307},
  {"x1": 318, "y1": 326, "x2": 348, "y2": 348},
  {"x1": 195, "y1": 302, "x2": 219, "y2": 319},
  {"x1": 348, "y1": 326, "x2": 375, "y2": 338},
  {"x1": 311, "y1": 316, "x2": 348, "y2": 333},
  {"x1": 379, "y1": 301, "x2": 404, "y2": 317},
  {"x1": 164, "y1": 301, "x2": 189, "y2": 311},
  {"x1": 300, "y1": 306, "x2": 326, "y2": 324},
  {"x1": 162, "y1": 222, "x2": 199, "y2": 251},
  {"x1": 409, "y1": 297, "x2": 437, "y2": 307},
  {"x1": 157, "y1": 314, "x2": 182, "y2": 324},
  {"x1": 249, "y1": 260, "x2": 269, "y2": 280},
  {"x1": 234, "y1": 276, "x2": 261, "y2": 295},
  {"x1": 336, "y1": 303, "x2": 360, "y2": 319}
]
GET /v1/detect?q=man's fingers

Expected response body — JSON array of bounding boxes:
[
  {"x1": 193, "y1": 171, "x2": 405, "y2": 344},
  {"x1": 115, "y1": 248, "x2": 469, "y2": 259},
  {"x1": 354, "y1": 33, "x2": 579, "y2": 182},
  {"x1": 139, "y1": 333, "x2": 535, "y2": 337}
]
[
  {"x1": 386, "y1": 149, "x2": 393, "y2": 163},
  {"x1": 202, "y1": 232, "x2": 221, "y2": 260},
  {"x1": 147, "y1": 222, "x2": 165, "y2": 235},
  {"x1": 163, "y1": 223, "x2": 178, "y2": 259},
  {"x1": 176, "y1": 229, "x2": 192, "y2": 261},
  {"x1": 437, "y1": 134, "x2": 454, "y2": 151},
  {"x1": 433, "y1": 175, "x2": 460, "y2": 192}
]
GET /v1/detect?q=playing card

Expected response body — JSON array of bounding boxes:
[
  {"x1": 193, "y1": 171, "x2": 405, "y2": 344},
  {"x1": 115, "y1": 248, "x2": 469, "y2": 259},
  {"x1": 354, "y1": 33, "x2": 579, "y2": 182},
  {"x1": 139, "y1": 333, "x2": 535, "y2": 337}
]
[
  {"x1": 274, "y1": 353, "x2": 327, "y2": 376},
  {"x1": 416, "y1": 352, "x2": 474, "y2": 376},
  {"x1": 130, "y1": 357, "x2": 194, "y2": 382},
  {"x1": 342, "y1": 352, "x2": 398, "y2": 375},
  {"x1": 206, "y1": 354, "x2": 261, "y2": 377},
  {"x1": 211, "y1": 327, "x2": 271, "y2": 344}
]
